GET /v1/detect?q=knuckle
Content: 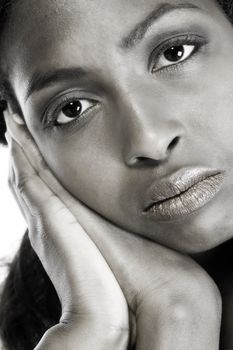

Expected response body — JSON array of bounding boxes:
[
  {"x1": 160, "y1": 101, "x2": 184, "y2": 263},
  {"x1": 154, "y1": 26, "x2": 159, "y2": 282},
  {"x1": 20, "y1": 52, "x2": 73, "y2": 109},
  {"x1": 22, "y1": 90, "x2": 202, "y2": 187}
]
[
  {"x1": 38, "y1": 157, "x2": 48, "y2": 171},
  {"x1": 28, "y1": 217, "x2": 48, "y2": 245},
  {"x1": 38, "y1": 225, "x2": 50, "y2": 243},
  {"x1": 16, "y1": 174, "x2": 35, "y2": 194},
  {"x1": 38, "y1": 161, "x2": 50, "y2": 178}
]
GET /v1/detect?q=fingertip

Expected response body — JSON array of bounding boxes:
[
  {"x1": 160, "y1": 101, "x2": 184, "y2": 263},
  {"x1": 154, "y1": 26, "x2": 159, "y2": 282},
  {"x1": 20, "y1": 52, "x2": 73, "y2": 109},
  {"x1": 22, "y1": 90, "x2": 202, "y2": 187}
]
[
  {"x1": 4, "y1": 109, "x2": 25, "y2": 127},
  {"x1": 12, "y1": 113, "x2": 25, "y2": 125},
  {"x1": 10, "y1": 112, "x2": 25, "y2": 126},
  {"x1": 3, "y1": 112, "x2": 27, "y2": 149}
]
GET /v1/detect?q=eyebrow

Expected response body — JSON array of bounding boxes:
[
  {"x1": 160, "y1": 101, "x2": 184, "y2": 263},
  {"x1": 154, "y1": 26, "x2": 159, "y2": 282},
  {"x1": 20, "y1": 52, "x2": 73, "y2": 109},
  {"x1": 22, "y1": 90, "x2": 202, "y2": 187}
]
[
  {"x1": 121, "y1": 2, "x2": 200, "y2": 50},
  {"x1": 25, "y1": 67, "x2": 88, "y2": 100},
  {"x1": 26, "y1": 2, "x2": 200, "y2": 100}
]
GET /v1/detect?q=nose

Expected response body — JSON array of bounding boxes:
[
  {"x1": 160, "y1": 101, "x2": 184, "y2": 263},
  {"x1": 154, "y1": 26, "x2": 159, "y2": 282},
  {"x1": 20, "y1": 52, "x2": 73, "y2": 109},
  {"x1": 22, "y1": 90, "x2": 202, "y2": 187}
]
[{"x1": 123, "y1": 119, "x2": 184, "y2": 167}]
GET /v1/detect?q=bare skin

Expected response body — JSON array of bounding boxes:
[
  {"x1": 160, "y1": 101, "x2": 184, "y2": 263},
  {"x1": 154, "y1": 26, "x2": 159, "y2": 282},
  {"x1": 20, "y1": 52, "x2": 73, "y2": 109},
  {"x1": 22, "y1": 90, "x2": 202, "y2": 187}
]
[
  {"x1": 1, "y1": 0, "x2": 233, "y2": 348},
  {"x1": 4, "y1": 112, "x2": 221, "y2": 349},
  {"x1": 2, "y1": 0, "x2": 233, "y2": 253}
]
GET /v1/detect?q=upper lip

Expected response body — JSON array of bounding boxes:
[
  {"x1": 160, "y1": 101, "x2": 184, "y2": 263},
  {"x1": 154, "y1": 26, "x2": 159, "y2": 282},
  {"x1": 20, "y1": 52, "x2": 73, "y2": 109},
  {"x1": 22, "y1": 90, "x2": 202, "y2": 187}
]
[{"x1": 143, "y1": 166, "x2": 224, "y2": 212}]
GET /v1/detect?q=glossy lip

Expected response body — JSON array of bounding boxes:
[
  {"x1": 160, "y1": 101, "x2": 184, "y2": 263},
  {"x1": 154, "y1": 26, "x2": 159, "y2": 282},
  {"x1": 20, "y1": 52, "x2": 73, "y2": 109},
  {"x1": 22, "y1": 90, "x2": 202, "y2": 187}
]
[{"x1": 142, "y1": 166, "x2": 225, "y2": 221}]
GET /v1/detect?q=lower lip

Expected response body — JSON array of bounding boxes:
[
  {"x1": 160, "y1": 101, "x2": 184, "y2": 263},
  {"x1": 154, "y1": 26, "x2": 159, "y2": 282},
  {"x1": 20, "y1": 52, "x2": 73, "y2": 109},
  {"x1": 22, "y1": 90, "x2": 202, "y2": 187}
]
[{"x1": 143, "y1": 173, "x2": 224, "y2": 221}]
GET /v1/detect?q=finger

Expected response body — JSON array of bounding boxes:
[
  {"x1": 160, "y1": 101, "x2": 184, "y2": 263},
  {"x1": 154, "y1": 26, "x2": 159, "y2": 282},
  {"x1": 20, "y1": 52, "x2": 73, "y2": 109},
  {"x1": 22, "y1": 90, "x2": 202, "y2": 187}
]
[
  {"x1": 6, "y1": 129, "x2": 66, "y2": 223},
  {"x1": 4, "y1": 118, "x2": 175, "y2": 346},
  {"x1": 4, "y1": 111, "x2": 49, "y2": 173},
  {"x1": 5, "y1": 111, "x2": 100, "y2": 239},
  {"x1": 4, "y1": 111, "x2": 73, "y2": 206},
  {"x1": 8, "y1": 158, "x2": 27, "y2": 221},
  {"x1": 7, "y1": 134, "x2": 129, "y2": 326},
  {"x1": 6, "y1": 113, "x2": 133, "y2": 336},
  {"x1": 3, "y1": 112, "x2": 220, "y2": 349},
  {"x1": 5, "y1": 132, "x2": 28, "y2": 221}
]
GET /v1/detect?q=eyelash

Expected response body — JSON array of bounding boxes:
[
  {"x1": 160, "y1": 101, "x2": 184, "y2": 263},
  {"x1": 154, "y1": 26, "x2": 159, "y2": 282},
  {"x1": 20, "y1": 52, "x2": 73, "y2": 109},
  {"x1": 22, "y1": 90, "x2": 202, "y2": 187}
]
[
  {"x1": 150, "y1": 34, "x2": 207, "y2": 73},
  {"x1": 43, "y1": 34, "x2": 207, "y2": 131},
  {"x1": 44, "y1": 95, "x2": 99, "y2": 130}
]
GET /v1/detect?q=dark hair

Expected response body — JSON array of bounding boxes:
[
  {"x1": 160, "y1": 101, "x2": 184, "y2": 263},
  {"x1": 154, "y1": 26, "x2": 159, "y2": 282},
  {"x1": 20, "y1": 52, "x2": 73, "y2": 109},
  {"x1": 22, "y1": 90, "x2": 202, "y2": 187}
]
[
  {"x1": 0, "y1": 1, "x2": 233, "y2": 349},
  {"x1": 0, "y1": 232, "x2": 61, "y2": 350}
]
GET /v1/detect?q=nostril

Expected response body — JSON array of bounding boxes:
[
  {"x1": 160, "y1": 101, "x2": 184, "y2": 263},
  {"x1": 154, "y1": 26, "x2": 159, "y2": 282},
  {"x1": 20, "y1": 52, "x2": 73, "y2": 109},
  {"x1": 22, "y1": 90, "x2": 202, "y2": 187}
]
[
  {"x1": 133, "y1": 157, "x2": 159, "y2": 166},
  {"x1": 137, "y1": 156, "x2": 149, "y2": 162},
  {"x1": 126, "y1": 135, "x2": 181, "y2": 167},
  {"x1": 168, "y1": 136, "x2": 180, "y2": 151}
]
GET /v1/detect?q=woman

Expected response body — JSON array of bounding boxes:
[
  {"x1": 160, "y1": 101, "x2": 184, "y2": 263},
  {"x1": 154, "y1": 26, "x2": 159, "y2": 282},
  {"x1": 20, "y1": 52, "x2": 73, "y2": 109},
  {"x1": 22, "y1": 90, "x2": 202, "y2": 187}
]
[{"x1": 0, "y1": 0, "x2": 233, "y2": 348}]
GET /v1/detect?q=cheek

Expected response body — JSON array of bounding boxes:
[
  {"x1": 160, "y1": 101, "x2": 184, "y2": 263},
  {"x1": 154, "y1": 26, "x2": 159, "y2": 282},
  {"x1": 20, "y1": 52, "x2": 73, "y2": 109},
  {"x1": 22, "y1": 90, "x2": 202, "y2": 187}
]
[
  {"x1": 29, "y1": 124, "x2": 126, "y2": 215},
  {"x1": 204, "y1": 60, "x2": 233, "y2": 162},
  {"x1": 198, "y1": 88, "x2": 233, "y2": 167},
  {"x1": 177, "y1": 64, "x2": 233, "y2": 167}
]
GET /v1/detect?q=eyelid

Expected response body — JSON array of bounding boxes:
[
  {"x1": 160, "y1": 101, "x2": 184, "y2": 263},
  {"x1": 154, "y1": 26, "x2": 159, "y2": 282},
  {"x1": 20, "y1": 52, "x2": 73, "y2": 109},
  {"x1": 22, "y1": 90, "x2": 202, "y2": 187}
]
[
  {"x1": 42, "y1": 90, "x2": 99, "y2": 124},
  {"x1": 55, "y1": 98, "x2": 95, "y2": 126},
  {"x1": 148, "y1": 33, "x2": 207, "y2": 73}
]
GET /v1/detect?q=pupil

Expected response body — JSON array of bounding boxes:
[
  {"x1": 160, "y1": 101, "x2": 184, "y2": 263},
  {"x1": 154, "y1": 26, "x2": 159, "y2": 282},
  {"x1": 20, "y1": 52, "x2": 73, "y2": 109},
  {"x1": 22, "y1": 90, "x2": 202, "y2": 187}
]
[
  {"x1": 164, "y1": 45, "x2": 184, "y2": 62},
  {"x1": 62, "y1": 101, "x2": 82, "y2": 118}
]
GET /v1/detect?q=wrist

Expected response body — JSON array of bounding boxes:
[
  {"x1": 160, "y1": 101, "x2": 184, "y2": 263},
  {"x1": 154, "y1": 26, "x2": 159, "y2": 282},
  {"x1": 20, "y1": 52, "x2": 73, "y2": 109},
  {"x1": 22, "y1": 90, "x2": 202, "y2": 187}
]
[
  {"x1": 70, "y1": 319, "x2": 129, "y2": 350},
  {"x1": 35, "y1": 319, "x2": 129, "y2": 350}
]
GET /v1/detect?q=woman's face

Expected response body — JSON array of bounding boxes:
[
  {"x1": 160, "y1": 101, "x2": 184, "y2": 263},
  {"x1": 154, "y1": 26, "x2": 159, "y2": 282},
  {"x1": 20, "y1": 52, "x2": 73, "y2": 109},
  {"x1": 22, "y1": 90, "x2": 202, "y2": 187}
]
[{"x1": 2, "y1": 0, "x2": 233, "y2": 253}]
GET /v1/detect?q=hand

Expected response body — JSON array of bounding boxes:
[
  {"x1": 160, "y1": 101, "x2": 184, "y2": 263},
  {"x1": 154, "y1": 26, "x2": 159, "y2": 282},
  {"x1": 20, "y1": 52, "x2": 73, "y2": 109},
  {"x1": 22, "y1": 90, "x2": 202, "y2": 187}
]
[
  {"x1": 6, "y1": 112, "x2": 222, "y2": 350},
  {"x1": 4, "y1": 111, "x2": 129, "y2": 350}
]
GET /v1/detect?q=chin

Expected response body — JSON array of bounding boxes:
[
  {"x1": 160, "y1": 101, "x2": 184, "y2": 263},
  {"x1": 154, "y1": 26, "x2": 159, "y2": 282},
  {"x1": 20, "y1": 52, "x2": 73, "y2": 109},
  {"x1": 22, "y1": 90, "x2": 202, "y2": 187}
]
[
  {"x1": 140, "y1": 208, "x2": 233, "y2": 255},
  {"x1": 165, "y1": 224, "x2": 233, "y2": 255}
]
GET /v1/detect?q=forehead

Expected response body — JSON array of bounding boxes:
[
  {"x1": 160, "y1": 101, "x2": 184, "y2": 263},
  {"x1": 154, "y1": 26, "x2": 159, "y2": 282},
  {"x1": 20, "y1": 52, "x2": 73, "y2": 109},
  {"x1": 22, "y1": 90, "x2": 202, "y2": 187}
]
[
  {"x1": 5, "y1": 0, "x2": 163, "y2": 53},
  {"x1": 1, "y1": 0, "x2": 221, "y2": 89},
  {"x1": 6, "y1": 0, "x2": 219, "y2": 42},
  {"x1": 3, "y1": 0, "x2": 220, "y2": 53},
  {"x1": 1, "y1": 0, "x2": 152, "y2": 75}
]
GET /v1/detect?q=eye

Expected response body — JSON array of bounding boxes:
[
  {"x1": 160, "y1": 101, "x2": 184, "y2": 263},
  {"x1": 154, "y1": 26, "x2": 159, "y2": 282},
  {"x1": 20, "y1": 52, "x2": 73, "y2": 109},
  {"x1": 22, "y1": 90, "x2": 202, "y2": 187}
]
[
  {"x1": 55, "y1": 99, "x2": 94, "y2": 125},
  {"x1": 158, "y1": 44, "x2": 195, "y2": 68},
  {"x1": 150, "y1": 34, "x2": 206, "y2": 73}
]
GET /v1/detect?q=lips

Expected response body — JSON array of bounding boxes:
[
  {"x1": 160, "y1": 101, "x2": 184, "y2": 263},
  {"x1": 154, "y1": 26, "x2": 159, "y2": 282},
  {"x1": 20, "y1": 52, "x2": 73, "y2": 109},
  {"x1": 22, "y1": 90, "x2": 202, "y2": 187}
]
[{"x1": 142, "y1": 166, "x2": 225, "y2": 220}]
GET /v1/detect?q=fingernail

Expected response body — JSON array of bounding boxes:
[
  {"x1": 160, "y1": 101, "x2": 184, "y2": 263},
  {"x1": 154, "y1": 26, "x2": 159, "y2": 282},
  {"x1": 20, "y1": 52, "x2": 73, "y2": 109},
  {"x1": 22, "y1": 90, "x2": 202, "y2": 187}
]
[
  {"x1": 4, "y1": 111, "x2": 25, "y2": 129},
  {"x1": 12, "y1": 113, "x2": 25, "y2": 125}
]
